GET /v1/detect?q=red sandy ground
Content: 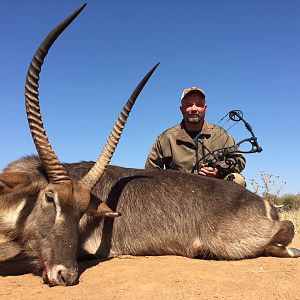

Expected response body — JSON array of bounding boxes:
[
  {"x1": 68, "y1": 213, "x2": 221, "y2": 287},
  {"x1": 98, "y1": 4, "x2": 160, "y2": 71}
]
[{"x1": 0, "y1": 236, "x2": 299, "y2": 299}]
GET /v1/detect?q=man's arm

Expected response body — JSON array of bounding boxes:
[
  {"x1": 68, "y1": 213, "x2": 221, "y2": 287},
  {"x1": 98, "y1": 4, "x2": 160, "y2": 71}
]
[{"x1": 145, "y1": 137, "x2": 165, "y2": 169}]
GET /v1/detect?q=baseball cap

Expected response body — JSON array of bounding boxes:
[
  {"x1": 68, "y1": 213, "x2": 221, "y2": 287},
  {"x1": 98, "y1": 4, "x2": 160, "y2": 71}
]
[{"x1": 181, "y1": 87, "x2": 206, "y2": 100}]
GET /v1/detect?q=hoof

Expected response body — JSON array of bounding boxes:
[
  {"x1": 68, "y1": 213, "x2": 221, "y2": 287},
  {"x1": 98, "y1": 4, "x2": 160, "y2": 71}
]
[{"x1": 287, "y1": 247, "x2": 300, "y2": 258}]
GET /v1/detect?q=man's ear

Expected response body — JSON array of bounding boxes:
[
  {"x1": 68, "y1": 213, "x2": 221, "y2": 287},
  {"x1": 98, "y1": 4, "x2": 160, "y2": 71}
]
[{"x1": 0, "y1": 172, "x2": 33, "y2": 194}]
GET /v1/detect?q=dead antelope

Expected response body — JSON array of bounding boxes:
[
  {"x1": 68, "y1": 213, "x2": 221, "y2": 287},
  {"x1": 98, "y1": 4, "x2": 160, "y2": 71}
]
[{"x1": 1, "y1": 3, "x2": 299, "y2": 288}]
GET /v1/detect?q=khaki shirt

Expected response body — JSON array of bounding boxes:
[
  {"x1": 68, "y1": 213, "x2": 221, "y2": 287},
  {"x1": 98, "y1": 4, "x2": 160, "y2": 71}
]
[{"x1": 145, "y1": 121, "x2": 245, "y2": 177}]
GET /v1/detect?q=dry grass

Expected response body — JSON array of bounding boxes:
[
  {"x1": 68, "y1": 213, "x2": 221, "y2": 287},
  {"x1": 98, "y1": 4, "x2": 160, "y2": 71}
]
[{"x1": 279, "y1": 209, "x2": 300, "y2": 234}]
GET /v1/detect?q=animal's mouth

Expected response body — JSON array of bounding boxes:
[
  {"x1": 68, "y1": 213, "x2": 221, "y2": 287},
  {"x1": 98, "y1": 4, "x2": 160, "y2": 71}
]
[
  {"x1": 42, "y1": 262, "x2": 78, "y2": 286},
  {"x1": 42, "y1": 264, "x2": 50, "y2": 285}
]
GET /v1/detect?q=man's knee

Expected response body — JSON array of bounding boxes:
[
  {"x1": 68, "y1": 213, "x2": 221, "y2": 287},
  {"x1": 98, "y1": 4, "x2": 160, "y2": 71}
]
[{"x1": 224, "y1": 173, "x2": 246, "y2": 187}]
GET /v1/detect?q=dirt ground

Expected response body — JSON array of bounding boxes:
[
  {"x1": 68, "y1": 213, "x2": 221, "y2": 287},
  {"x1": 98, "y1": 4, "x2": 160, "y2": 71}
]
[{"x1": 0, "y1": 236, "x2": 300, "y2": 300}]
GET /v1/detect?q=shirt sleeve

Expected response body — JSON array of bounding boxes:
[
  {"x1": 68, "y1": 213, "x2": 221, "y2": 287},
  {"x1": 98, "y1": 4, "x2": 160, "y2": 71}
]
[{"x1": 145, "y1": 136, "x2": 165, "y2": 169}]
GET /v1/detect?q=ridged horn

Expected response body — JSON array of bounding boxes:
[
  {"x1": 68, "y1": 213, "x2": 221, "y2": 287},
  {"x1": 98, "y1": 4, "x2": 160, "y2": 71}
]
[
  {"x1": 80, "y1": 62, "x2": 159, "y2": 188},
  {"x1": 25, "y1": 4, "x2": 87, "y2": 183}
]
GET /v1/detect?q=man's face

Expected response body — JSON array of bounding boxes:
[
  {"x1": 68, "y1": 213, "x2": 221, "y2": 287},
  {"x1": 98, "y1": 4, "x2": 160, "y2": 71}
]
[{"x1": 180, "y1": 92, "x2": 207, "y2": 124}]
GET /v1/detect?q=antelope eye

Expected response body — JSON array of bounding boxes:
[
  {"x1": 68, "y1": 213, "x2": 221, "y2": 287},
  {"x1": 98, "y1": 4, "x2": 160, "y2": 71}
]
[{"x1": 45, "y1": 191, "x2": 55, "y2": 204}]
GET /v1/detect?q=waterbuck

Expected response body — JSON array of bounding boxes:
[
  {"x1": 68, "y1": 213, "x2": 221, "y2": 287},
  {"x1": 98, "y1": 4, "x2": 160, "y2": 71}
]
[{"x1": 1, "y1": 3, "x2": 299, "y2": 288}]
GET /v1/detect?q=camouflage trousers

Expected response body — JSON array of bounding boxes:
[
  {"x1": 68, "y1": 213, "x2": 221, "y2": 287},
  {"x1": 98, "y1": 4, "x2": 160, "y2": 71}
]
[{"x1": 224, "y1": 173, "x2": 246, "y2": 188}]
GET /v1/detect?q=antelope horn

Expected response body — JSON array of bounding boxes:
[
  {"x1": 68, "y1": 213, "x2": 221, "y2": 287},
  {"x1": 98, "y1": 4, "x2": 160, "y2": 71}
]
[
  {"x1": 80, "y1": 62, "x2": 159, "y2": 188},
  {"x1": 25, "y1": 3, "x2": 87, "y2": 183}
]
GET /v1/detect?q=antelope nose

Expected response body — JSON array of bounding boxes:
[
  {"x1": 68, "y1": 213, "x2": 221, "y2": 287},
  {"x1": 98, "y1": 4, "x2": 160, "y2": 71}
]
[
  {"x1": 56, "y1": 268, "x2": 78, "y2": 286},
  {"x1": 47, "y1": 265, "x2": 78, "y2": 286}
]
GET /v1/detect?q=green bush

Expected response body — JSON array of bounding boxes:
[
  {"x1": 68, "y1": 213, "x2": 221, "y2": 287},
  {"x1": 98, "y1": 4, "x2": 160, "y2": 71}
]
[{"x1": 280, "y1": 194, "x2": 300, "y2": 211}]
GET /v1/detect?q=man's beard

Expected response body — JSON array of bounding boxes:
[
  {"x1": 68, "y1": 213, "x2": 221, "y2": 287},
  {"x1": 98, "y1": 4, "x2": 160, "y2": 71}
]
[{"x1": 187, "y1": 114, "x2": 201, "y2": 123}]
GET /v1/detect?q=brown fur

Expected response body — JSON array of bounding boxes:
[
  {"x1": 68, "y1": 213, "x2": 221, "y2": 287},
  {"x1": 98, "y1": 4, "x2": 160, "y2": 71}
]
[{"x1": 0, "y1": 156, "x2": 299, "y2": 285}]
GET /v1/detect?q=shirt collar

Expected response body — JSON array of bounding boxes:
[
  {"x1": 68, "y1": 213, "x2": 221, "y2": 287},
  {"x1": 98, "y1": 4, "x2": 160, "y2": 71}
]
[{"x1": 176, "y1": 120, "x2": 214, "y2": 144}]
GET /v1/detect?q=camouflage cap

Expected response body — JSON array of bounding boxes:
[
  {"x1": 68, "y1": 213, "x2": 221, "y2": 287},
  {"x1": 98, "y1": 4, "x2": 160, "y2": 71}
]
[{"x1": 181, "y1": 87, "x2": 206, "y2": 100}]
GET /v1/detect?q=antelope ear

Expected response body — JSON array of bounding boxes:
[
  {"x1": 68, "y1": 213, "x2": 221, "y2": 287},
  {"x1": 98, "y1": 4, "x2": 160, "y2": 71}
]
[
  {"x1": 0, "y1": 241, "x2": 23, "y2": 262},
  {"x1": 0, "y1": 172, "x2": 33, "y2": 194},
  {"x1": 86, "y1": 201, "x2": 121, "y2": 218}
]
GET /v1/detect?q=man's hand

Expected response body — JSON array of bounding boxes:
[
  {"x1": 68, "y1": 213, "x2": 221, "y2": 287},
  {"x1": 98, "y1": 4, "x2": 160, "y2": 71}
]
[{"x1": 199, "y1": 165, "x2": 219, "y2": 177}]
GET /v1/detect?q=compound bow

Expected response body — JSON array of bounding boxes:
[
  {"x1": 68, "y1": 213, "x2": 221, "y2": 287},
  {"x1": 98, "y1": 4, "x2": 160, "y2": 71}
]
[{"x1": 192, "y1": 110, "x2": 262, "y2": 172}]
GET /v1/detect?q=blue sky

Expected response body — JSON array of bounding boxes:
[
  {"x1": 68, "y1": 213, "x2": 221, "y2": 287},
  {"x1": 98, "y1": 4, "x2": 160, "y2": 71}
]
[{"x1": 0, "y1": 1, "x2": 299, "y2": 195}]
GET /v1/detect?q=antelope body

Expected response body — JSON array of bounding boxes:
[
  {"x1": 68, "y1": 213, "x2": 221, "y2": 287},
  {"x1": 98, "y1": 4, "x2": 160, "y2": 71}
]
[{"x1": 1, "y1": 155, "x2": 299, "y2": 285}]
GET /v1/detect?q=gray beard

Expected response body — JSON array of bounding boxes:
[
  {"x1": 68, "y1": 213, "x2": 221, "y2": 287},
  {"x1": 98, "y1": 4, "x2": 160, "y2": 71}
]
[{"x1": 187, "y1": 116, "x2": 201, "y2": 123}]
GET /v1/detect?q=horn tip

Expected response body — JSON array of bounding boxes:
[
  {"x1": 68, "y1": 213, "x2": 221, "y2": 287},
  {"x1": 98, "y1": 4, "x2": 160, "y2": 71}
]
[{"x1": 153, "y1": 62, "x2": 160, "y2": 70}]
